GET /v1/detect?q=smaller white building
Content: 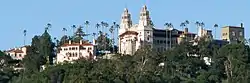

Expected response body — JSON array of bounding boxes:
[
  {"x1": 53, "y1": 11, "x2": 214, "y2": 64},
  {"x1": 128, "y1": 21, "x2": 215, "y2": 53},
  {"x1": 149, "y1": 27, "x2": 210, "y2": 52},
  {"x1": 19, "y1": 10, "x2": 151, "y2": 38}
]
[
  {"x1": 56, "y1": 40, "x2": 96, "y2": 63},
  {"x1": 5, "y1": 46, "x2": 29, "y2": 60}
]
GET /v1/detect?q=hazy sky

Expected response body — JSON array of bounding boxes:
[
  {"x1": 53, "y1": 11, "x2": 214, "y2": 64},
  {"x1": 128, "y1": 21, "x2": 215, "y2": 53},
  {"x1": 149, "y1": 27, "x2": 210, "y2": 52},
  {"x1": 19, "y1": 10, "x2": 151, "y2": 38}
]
[{"x1": 0, "y1": 0, "x2": 249, "y2": 50}]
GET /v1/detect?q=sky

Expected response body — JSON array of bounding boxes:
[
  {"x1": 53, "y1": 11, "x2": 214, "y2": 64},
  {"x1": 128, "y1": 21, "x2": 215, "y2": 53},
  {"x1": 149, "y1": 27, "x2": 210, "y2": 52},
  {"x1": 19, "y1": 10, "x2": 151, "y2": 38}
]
[{"x1": 0, "y1": 0, "x2": 249, "y2": 50}]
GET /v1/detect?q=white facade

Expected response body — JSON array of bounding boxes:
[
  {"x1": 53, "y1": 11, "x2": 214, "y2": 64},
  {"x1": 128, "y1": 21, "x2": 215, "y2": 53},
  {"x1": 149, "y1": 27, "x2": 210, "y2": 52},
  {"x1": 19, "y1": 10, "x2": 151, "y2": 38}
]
[
  {"x1": 118, "y1": 5, "x2": 154, "y2": 55},
  {"x1": 56, "y1": 40, "x2": 96, "y2": 63},
  {"x1": 118, "y1": 5, "x2": 196, "y2": 55},
  {"x1": 5, "y1": 46, "x2": 28, "y2": 60}
]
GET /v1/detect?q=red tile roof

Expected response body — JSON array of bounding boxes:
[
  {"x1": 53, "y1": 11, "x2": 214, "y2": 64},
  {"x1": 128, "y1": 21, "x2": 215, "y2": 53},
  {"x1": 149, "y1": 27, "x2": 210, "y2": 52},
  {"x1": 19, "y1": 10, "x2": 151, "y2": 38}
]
[
  {"x1": 6, "y1": 49, "x2": 24, "y2": 53},
  {"x1": 119, "y1": 31, "x2": 138, "y2": 37},
  {"x1": 13, "y1": 50, "x2": 24, "y2": 53},
  {"x1": 61, "y1": 43, "x2": 93, "y2": 47}
]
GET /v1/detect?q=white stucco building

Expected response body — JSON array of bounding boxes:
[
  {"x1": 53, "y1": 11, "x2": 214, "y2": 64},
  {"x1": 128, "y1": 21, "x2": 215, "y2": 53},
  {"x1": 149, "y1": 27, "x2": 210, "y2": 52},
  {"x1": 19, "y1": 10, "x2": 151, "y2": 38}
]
[
  {"x1": 56, "y1": 40, "x2": 96, "y2": 63},
  {"x1": 5, "y1": 46, "x2": 29, "y2": 60},
  {"x1": 118, "y1": 5, "x2": 196, "y2": 55}
]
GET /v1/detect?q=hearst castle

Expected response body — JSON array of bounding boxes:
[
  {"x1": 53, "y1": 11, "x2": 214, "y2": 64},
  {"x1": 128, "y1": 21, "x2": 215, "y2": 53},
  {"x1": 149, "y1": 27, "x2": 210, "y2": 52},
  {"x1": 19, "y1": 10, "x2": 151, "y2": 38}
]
[{"x1": 118, "y1": 5, "x2": 198, "y2": 55}]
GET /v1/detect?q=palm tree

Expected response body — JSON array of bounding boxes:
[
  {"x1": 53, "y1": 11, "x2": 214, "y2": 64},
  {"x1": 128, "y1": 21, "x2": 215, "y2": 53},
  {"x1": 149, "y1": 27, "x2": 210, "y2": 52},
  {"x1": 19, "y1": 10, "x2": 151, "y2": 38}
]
[
  {"x1": 62, "y1": 28, "x2": 67, "y2": 36},
  {"x1": 23, "y1": 30, "x2": 27, "y2": 45},
  {"x1": 101, "y1": 21, "x2": 105, "y2": 35},
  {"x1": 200, "y1": 22, "x2": 205, "y2": 28},
  {"x1": 180, "y1": 22, "x2": 186, "y2": 30},
  {"x1": 92, "y1": 33, "x2": 97, "y2": 39},
  {"x1": 71, "y1": 25, "x2": 76, "y2": 35},
  {"x1": 164, "y1": 23, "x2": 174, "y2": 50},
  {"x1": 213, "y1": 24, "x2": 219, "y2": 39},
  {"x1": 195, "y1": 21, "x2": 201, "y2": 34},
  {"x1": 96, "y1": 23, "x2": 100, "y2": 35},
  {"x1": 92, "y1": 33, "x2": 97, "y2": 44},
  {"x1": 185, "y1": 20, "x2": 189, "y2": 28},
  {"x1": 185, "y1": 20, "x2": 189, "y2": 25},
  {"x1": 84, "y1": 21, "x2": 90, "y2": 40},
  {"x1": 45, "y1": 23, "x2": 52, "y2": 31},
  {"x1": 109, "y1": 26, "x2": 115, "y2": 53},
  {"x1": 104, "y1": 22, "x2": 109, "y2": 34},
  {"x1": 113, "y1": 22, "x2": 120, "y2": 42},
  {"x1": 104, "y1": 22, "x2": 109, "y2": 51}
]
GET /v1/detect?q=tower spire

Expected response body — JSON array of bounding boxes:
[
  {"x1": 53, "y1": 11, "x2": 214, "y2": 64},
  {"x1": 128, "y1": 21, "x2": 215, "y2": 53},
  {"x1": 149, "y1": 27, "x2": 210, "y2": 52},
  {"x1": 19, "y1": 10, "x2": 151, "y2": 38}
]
[
  {"x1": 119, "y1": 7, "x2": 132, "y2": 35},
  {"x1": 139, "y1": 5, "x2": 151, "y2": 27}
]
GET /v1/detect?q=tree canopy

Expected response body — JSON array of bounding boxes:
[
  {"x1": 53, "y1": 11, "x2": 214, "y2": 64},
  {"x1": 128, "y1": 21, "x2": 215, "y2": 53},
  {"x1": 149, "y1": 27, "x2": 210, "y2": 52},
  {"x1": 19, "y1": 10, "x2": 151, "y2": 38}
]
[{"x1": 4, "y1": 39, "x2": 250, "y2": 83}]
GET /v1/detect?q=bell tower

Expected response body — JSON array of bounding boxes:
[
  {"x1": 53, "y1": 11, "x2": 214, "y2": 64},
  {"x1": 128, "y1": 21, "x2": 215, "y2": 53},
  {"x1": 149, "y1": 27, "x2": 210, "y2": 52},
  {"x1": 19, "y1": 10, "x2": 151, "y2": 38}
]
[
  {"x1": 138, "y1": 5, "x2": 151, "y2": 27},
  {"x1": 119, "y1": 8, "x2": 132, "y2": 35}
]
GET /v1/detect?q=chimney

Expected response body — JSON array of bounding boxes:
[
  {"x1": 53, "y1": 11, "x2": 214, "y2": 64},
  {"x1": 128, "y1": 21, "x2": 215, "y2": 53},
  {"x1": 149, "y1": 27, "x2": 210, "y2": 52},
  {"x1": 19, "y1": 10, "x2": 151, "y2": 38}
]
[
  {"x1": 241, "y1": 23, "x2": 244, "y2": 28},
  {"x1": 184, "y1": 28, "x2": 188, "y2": 34},
  {"x1": 80, "y1": 40, "x2": 83, "y2": 45},
  {"x1": 69, "y1": 40, "x2": 72, "y2": 44}
]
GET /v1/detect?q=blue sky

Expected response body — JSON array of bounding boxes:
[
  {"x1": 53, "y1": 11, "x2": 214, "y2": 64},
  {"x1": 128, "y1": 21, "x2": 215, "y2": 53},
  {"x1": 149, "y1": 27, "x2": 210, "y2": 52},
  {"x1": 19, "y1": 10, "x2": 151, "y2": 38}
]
[{"x1": 0, "y1": 0, "x2": 249, "y2": 50}]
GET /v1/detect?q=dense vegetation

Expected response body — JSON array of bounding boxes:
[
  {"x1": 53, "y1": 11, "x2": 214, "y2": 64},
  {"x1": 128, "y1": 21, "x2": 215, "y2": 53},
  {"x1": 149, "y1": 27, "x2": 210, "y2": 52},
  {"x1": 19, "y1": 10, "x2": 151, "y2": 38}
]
[
  {"x1": 2, "y1": 37, "x2": 250, "y2": 83},
  {"x1": 1, "y1": 22, "x2": 250, "y2": 83}
]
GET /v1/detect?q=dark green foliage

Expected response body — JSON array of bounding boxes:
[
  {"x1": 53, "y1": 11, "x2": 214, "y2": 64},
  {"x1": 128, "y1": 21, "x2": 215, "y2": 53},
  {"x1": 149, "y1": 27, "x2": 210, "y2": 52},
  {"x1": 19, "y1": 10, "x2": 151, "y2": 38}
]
[
  {"x1": 0, "y1": 51, "x2": 20, "y2": 83},
  {"x1": 4, "y1": 38, "x2": 250, "y2": 83},
  {"x1": 11, "y1": 31, "x2": 56, "y2": 83},
  {"x1": 72, "y1": 26, "x2": 87, "y2": 43},
  {"x1": 59, "y1": 35, "x2": 69, "y2": 46},
  {"x1": 96, "y1": 32, "x2": 113, "y2": 51},
  {"x1": 40, "y1": 30, "x2": 55, "y2": 65}
]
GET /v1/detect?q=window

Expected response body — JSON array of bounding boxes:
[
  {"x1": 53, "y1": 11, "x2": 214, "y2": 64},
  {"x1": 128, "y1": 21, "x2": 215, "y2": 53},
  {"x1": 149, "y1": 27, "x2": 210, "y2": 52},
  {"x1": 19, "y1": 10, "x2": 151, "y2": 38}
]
[
  {"x1": 239, "y1": 31, "x2": 243, "y2": 36},
  {"x1": 69, "y1": 53, "x2": 71, "y2": 57},
  {"x1": 80, "y1": 46, "x2": 86, "y2": 50},
  {"x1": 72, "y1": 47, "x2": 75, "y2": 50},
  {"x1": 75, "y1": 53, "x2": 77, "y2": 57},
  {"x1": 160, "y1": 40, "x2": 163, "y2": 44},
  {"x1": 69, "y1": 47, "x2": 72, "y2": 50},
  {"x1": 157, "y1": 40, "x2": 160, "y2": 44},
  {"x1": 163, "y1": 40, "x2": 166, "y2": 44},
  {"x1": 19, "y1": 54, "x2": 22, "y2": 57},
  {"x1": 232, "y1": 31, "x2": 235, "y2": 36},
  {"x1": 147, "y1": 37, "x2": 150, "y2": 41},
  {"x1": 222, "y1": 33, "x2": 227, "y2": 36}
]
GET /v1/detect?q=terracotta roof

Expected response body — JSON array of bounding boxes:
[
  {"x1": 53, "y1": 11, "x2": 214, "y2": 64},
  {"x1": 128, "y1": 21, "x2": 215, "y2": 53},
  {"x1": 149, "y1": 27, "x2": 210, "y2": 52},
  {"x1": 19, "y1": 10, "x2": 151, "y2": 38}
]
[
  {"x1": 6, "y1": 49, "x2": 24, "y2": 53},
  {"x1": 119, "y1": 31, "x2": 138, "y2": 37},
  {"x1": 61, "y1": 43, "x2": 93, "y2": 47},
  {"x1": 13, "y1": 50, "x2": 24, "y2": 53}
]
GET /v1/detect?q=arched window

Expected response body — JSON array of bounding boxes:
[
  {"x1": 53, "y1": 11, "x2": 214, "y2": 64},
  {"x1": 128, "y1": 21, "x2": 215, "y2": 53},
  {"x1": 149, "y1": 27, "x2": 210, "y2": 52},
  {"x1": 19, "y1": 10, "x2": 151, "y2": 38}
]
[
  {"x1": 69, "y1": 53, "x2": 72, "y2": 57},
  {"x1": 75, "y1": 53, "x2": 77, "y2": 57}
]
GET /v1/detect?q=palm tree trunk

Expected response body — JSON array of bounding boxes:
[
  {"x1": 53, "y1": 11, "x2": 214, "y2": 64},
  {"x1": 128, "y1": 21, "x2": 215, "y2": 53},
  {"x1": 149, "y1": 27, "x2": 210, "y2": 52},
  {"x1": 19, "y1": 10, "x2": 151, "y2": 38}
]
[
  {"x1": 166, "y1": 30, "x2": 168, "y2": 50},
  {"x1": 170, "y1": 30, "x2": 172, "y2": 49},
  {"x1": 23, "y1": 35, "x2": 26, "y2": 46},
  {"x1": 112, "y1": 32, "x2": 115, "y2": 53},
  {"x1": 73, "y1": 28, "x2": 75, "y2": 35},
  {"x1": 215, "y1": 27, "x2": 216, "y2": 39}
]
